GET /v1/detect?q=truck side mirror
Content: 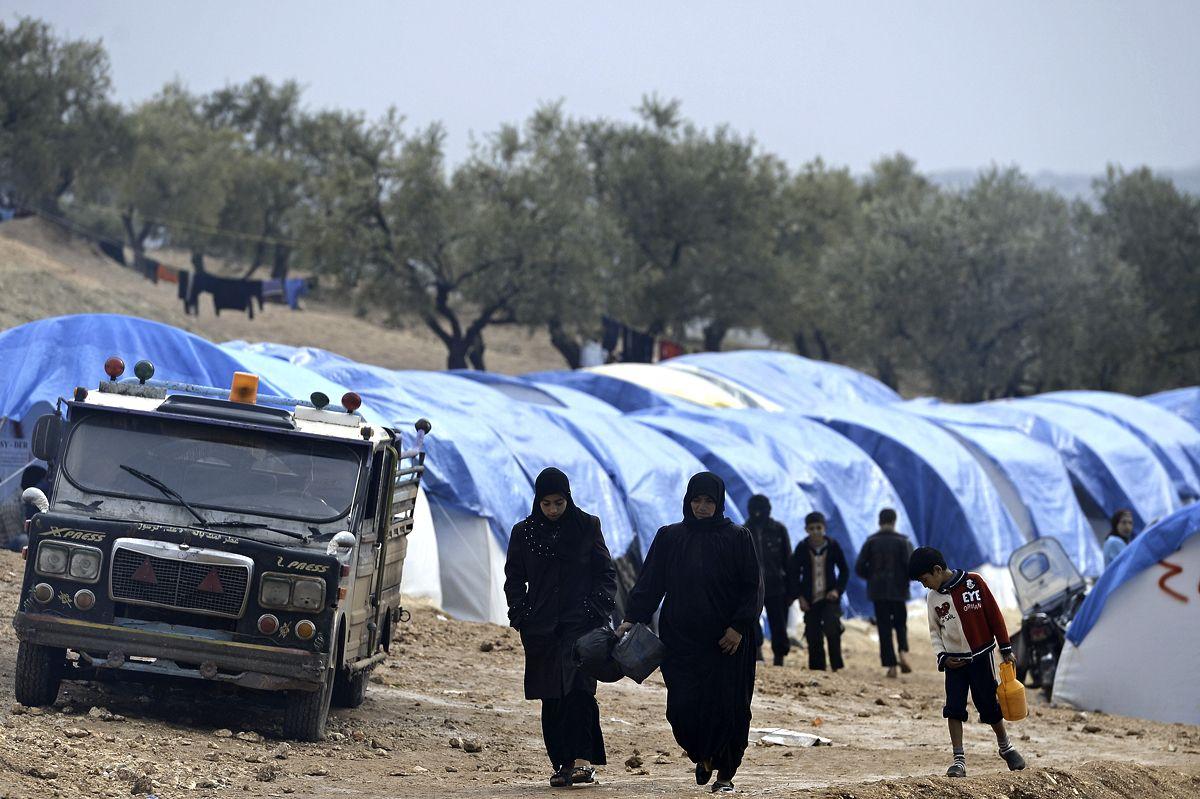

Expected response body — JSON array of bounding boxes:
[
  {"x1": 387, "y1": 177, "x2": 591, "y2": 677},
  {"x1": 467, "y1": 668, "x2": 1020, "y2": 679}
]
[
  {"x1": 328, "y1": 531, "x2": 356, "y2": 555},
  {"x1": 31, "y1": 414, "x2": 64, "y2": 462}
]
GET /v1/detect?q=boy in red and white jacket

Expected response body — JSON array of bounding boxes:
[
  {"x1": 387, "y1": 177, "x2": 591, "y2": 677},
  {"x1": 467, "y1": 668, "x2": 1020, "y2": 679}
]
[{"x1": 909, "y1": 547, "x2": 1025, "y2": 778}]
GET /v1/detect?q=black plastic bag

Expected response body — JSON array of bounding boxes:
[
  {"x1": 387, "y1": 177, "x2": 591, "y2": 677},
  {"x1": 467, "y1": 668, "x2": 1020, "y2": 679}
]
[
  {"x1": 612, "y1": 622, "x2": 666, "y2": 683},
  {"x1": 573, "y1": 626, "x2": 624, "y2": 683}
]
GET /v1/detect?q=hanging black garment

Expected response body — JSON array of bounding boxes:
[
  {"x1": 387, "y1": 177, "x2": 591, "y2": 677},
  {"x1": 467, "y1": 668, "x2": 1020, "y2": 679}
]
[
  {"x1": 622, "y1": 326, "x2": 655, "y2": 363},
  {"x1": 189, "y1": 272, "x2": 264, "y2": 319},
  {"x1": 601, "y1": 316, "x2": 622, "y2": 355},
  {"x1": 142, "y1": 257, "x2": 160, "y2": 283},
  {"x1": 624, "y1": 472, "x2": 764, "y2": 777},
  {"x1": 177, "y1": 271, "x2": 193, "y2": 314},
  {"x1": 97, "y1": 240, "x2": 125, "y2": 266}
]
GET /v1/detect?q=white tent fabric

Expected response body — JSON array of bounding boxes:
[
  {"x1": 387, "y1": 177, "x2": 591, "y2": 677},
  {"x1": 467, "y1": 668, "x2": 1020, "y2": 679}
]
[
  {"x1": 1053, "y1": 512, "x2": 1200, "y2": 723},
  {"x1": 399, "y1": 486, "x2": 442, "y2": 606},
  {"x1": 428, "y1": 496, "x2": 508, "y2": 625},
  {"x1": 585, "y1": 363, "x2": 763, "y2": 409}
]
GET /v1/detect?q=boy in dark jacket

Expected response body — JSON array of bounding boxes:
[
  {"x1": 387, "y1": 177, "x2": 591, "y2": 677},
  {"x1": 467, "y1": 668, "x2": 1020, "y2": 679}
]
[
  {"x1": 788, "y1": 512, "x2": 848, "y2": 671},
  {"x1": 746, "y1": 495, "x2": 793, "y2": 666},
  {"x1": 909, "y1": 546, "x2": 1025, "y2": 778},
  {"x1": 854, "y1": 508, "x2": 915, "y2": 678}
]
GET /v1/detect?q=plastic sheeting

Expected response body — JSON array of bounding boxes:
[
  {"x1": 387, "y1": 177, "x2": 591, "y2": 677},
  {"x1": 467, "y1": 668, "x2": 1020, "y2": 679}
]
[
  {"x1": 1, "y1": 315, "x2": 253, "y2": 424},
  {"x1": 536, "y1": 409, "x2": 708, "y2": 557},
  {"x1": 388, "y1": 371, "x2": 638, "y2": 558},
  {"x1": 799, "y1": 404, "x2": 1024, "y2": 571},
  {"x1": 232, "y1": 342, "x2": 535, "y2": 551},
  {"x1": 1053, "y1": 503, "x2": 1200, "y2": 724},
  {"x1": 526, "y1": 368, "x2": 682, "y2": 412},
  {"x1": 635, "y1": 407, "x2": 916, "y2": 615},
  {"x1": 584, "y1": 362, "x2": 764, "y2": 409},
  {"x1": 906, "y1": 402, "x2": 1103, "y2": 577},
  {"x1": 1146, "y1": 386, "x2": 1200, "y2": 433},
  {"x1": 452, "y1": 371, "x2": 620, "y2": 415},
  {"x1": 1000, "y1": 398, "x2": 1178, "y2": 532},
  {"x1": 1038, "y1": 390, "x2": 1200, "y2": 504},
  {"x1": 671, "y1": 349, "x2": 902, "y2": 408}
]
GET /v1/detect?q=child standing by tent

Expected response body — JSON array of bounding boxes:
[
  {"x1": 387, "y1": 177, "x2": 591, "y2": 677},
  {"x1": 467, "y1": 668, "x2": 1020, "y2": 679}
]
[{"x1": 908, "y1": 547, "x2": 1026, "y2": 778}]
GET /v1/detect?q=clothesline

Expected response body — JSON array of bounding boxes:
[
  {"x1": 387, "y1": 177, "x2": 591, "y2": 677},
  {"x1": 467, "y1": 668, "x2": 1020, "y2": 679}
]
[{"x1": 29, "y1": 207, "x2": 315, "y2": 318}]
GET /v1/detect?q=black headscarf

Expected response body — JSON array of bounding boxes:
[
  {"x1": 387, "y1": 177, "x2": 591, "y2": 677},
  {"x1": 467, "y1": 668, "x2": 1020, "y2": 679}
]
[
  {"x1": 682, "y1": 471, "x2": 729, "y2": 530},
  {"x1": 525, "y1": 467, "x2": 582, "y2": 555},
  {"x1": 747, "y1": 494, "x2": 771, "y2": 521}
]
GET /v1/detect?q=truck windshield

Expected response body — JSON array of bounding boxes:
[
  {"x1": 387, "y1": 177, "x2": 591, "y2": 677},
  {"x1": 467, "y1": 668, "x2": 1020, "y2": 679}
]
[{"x1": 62, "y1": 411, "x2": 363, "y2": 523}]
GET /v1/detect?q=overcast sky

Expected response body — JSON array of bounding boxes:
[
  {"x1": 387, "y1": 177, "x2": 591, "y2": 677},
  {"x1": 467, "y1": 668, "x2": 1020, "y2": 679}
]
[{"x1": 6, "y1": 1, "x2": 1198, "y2": 175}]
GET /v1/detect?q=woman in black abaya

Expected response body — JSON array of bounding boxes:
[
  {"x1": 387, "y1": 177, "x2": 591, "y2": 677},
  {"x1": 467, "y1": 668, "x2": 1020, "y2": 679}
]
[
  {"x1": 504, "y1": 467, "x2": 617, "y2": 787},
  {"x1": 619, "y1": 472, "x2": 764, "y2": 794}
]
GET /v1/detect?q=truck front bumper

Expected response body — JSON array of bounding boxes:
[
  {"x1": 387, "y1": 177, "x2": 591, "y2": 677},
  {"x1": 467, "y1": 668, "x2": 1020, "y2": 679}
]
[{"x1": 13, "y1": 612, "x2": 328, "y2": 692}]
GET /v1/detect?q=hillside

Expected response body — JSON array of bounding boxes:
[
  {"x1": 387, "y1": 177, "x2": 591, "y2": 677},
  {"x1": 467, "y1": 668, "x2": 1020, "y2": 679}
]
[{"x1": 0, "y1": 217, "x2": 564, "y2": 374}]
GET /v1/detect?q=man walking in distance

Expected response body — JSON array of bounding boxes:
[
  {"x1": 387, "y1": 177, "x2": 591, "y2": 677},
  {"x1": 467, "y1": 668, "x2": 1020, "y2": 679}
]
[
  {"x1": 746, "y1": 495, "x2": 793, "y2": 666},
  {"x1": 855, "y1": 508, "x2": 914, "y2": 678}
]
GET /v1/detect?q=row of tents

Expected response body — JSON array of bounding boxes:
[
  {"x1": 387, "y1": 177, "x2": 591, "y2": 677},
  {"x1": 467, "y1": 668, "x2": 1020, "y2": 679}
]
[{"x1": 2, "y1": 314, "x2": 1199, "y2": 722}]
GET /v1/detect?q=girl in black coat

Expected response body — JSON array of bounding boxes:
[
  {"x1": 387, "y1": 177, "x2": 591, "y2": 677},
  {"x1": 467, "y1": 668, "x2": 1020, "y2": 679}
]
[
  {"x1": 619, "y1": 472, "x2": 764, "y2": 794},
  {"x1": 504, "y1": 467, "x2": 617, "y2": 787}
]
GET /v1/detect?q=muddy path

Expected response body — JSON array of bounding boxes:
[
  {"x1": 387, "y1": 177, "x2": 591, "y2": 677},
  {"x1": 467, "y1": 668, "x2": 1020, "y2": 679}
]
[{"x1": 1, "y1": 550, "x2": 1197, "y2": 798}]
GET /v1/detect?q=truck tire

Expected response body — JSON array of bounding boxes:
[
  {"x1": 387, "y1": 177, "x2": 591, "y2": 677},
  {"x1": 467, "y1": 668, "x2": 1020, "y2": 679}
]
[
  {"x1": 332, "y1": 666, "x2": 368, "y2": 709},
  {"x1": 282, "y1": 678, "x2": 333, "y2": 742},
  {"x1": 15, "y1": 641, "x2": 64, "y2": 707}
]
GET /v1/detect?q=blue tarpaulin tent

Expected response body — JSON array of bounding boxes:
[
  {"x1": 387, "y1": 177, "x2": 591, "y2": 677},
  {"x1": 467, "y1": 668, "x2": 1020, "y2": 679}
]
[
  {"x1": 1053, "y1": 503, "x2": 1200, "y2": 724},
  {"x1": 527, "y1": 369, "x2": 685, "y2": 413},
  {"x1": 388, "y1": 371, "x2": 637, "y2": 558},
  {"x1": 999, "y1": 398, "x2": 1178, "y2": 531},
  {"x1": 453, "y1": 371, "x2": 620, "y2": 415},
  {"x1": 799, "y1": 403, "x2": 1024, "y2": 571},
  {"x1": 1037, "y1": 390, "x2": 1200, "y2": 504},
  {"x1": 635, "y1": 407, "x2": 916, "y2": 614},
  {"x1": 671, "y1": 350, "x2": 902, "y2": 407},
  {"x1": 2, "y1": 315, "x2": 257, "y2": 427},
  {"x1": 536, "y1": 409, "x2": 710, "y2": 557},
  {"x1": 906, "y1": 401, "x2": 1103, "y2": 576},
  {"x1": 1146, "y1": 386, "x2": 1200, "y2": 433}
]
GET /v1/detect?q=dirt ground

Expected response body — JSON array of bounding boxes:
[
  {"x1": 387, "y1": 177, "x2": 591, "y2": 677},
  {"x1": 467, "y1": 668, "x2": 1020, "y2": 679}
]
[
  {"x1": 1, "y1": 551, "x2": 1197, "y2": 798},
  {"x1": 0, "y1": 216, "x2": 564, "y2": 374}
]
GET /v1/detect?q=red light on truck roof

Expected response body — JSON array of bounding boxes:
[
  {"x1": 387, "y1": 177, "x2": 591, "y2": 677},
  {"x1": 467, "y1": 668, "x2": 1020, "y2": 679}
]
[
  {"x1": 104, "y1": 356, "x2": 125, "y2": 380},
  {"x1": 341, "y1": 392, "x2": 362, "y2": 413}
]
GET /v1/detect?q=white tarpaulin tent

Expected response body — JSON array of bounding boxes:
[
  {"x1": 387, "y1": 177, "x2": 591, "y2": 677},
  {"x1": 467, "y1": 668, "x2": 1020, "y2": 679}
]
[{"x1": 1053, "y1": 503, "x2": 1200, "y2": 723}]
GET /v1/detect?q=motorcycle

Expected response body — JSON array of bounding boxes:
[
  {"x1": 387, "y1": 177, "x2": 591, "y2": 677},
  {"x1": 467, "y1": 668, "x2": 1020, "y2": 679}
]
[{"x1": 1008, "y1": 538, "x2": 1087, "y2": 700}]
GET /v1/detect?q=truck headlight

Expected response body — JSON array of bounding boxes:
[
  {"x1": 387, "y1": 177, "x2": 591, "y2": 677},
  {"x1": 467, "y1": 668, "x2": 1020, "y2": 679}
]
[
  {"x1": 291, "y1": 578, "x2": 325, "y2": 611},
  {"x1": 260, "y1": 576, "x2": 293, "y2": 608},
  {"x1": 36, "y1": 544, "x2": 69, "y2": 575},
  {"x1": 69, "y1": 549, "x2": 102, "y2": 581}
]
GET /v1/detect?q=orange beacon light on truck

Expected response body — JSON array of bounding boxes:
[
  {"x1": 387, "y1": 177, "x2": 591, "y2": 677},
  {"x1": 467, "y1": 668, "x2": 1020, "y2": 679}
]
[{"x1": 230, "y1": 372, "x2": 259, "y2": 404}]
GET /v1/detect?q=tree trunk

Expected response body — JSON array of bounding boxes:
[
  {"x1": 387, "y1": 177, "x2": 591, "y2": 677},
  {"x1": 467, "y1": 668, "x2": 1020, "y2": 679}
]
[
  {"x1": 445, "y1": 339, "x2": 471, "y2": 370},
  {"x1": 466, "y1": 334, "x2": 487, "y2": 371},
  {"x1": 702, "y1": 321, "x2": 728, "y2": 352},
  {"x1": 270, "y1": 243, "x2": 290, "y2": 281},
  {"x1": 813, "y1": 327, "x2": 832, "y2": 361},
  {"x1": 547, "y1": 318, "x2": 582, "y2": 369},
  {"x1": 873, "y1": 355, "x2": 899, "y2": 391},
  {"x1": 793, "y1": 329, "x2": 810, "y2": 358}
]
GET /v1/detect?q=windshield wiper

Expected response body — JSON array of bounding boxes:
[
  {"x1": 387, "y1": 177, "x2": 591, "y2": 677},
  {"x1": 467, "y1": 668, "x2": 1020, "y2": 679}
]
[
  {"x1": 205, "y1": 519, "x2": 308, "y2": 542},
  {"x1": 119, "y1": 464, "x2": 209, "y2": 527}
]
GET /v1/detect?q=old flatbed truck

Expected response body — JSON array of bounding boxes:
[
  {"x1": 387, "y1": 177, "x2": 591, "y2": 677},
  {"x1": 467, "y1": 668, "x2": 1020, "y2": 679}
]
[{"x1": 12, "y1": 357, "x2": 428, "y2": 740}]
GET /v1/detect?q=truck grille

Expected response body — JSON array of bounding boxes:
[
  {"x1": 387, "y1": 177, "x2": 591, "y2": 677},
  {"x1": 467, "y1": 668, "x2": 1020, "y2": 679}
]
[{"x1": 110, "y1": 540, "x2": 252, "y2": 619}]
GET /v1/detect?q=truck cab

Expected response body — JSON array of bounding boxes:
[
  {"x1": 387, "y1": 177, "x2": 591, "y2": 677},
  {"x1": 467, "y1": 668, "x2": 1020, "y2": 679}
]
[{"x1": 12, "y1": 357, "x2": 428, "y2": 741}]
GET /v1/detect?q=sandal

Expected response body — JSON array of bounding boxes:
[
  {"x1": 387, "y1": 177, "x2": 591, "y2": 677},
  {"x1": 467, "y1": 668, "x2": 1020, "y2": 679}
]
[
  {"x1": 570, "y1": 766, "x2": 596, "y2": 784},
  {"x1": 549, "y1": 767, "x2": 570, "y2": 788}
]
